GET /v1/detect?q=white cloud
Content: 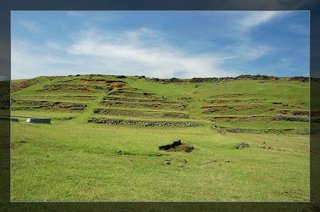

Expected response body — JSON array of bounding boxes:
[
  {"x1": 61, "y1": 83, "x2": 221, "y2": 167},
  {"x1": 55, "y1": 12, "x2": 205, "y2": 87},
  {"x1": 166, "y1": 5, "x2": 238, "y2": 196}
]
[
  {"x1": 68, "y1": 28, "x2": 235, "y2": 78},
  {"x1": 12, "y1": 28, "x2": 236, "y2": 79}
]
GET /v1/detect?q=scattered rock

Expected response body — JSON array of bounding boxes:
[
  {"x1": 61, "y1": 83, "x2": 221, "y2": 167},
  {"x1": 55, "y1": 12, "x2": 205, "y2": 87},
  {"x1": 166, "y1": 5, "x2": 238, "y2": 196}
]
[
  {"x1": 260, "y1": 142, "x2": 273, "y2": 150},
  {"x1": 234, "y1": 142, "x2": 250, "y2": 149},
  {"x1": 225, "y1": 160, "x2": 230, "y2": 163}
]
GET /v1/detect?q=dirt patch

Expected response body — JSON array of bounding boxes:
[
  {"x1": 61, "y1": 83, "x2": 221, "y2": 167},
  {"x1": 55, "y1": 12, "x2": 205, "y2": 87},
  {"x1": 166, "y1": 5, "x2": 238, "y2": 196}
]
[
  {"x1": 109, "y1": 82, "x2": 126, "y2": 88},
  {"x1": 100, "y1": 100, "x2": 185, "y2": 110},
  {"x1": 94, "y1": 108, "x2": 189, "y2": 119},
  {"x1": 108, "y1": 90, "x2": 155, "y2": 98},
  {"x1": 13, "y1": 100, "x2": 87, "y2": 111},
  {"x1": 159, "y1": 140, "x2": 194, "y2": 152},
  {"x1": 209, "y1": 116, "x2": 264, "y2": 122},
  {"x1": 11, "y1": 78, "x2": 39, "y2": 92},
  {"x1": 103, "y1": 96, "x2": 179, "y2": 104},
  {"x1": 18, "y1": 95, "x2": 97, "y2": 101},
  {"x1": 79, "y1": 78, "x2": 126, "y2": 87},
  {"x1": 38, "y1": 84, "x2": 107, "y2": 92},
  {"x1": 202, "y1": 104, "x2": 260, "y2": 114},
  {"x1": 206, "y1": 99, "x2": 241, "y2": 104}
]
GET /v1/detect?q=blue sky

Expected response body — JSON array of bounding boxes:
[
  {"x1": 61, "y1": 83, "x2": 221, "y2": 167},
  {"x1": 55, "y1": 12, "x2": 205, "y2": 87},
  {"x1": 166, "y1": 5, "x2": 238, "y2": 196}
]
[{"x1": 11, "y1": 11, "x2": 309, "y2": 79}]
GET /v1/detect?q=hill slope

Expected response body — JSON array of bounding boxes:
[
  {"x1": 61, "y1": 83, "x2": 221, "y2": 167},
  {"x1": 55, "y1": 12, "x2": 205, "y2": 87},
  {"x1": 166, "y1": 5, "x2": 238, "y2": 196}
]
[
  {"x1": 11, "y1": 74, "x2": 311, "y2": 133},
  {"x1": 10, "y1": 75, "x2": 311, "y2": 201}
]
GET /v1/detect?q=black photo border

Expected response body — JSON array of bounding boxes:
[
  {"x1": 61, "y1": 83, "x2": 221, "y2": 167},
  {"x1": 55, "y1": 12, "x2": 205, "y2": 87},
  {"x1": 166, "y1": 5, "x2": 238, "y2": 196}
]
[{"x1": 1, "y1": 0, "x2": 320, "y2": 211}]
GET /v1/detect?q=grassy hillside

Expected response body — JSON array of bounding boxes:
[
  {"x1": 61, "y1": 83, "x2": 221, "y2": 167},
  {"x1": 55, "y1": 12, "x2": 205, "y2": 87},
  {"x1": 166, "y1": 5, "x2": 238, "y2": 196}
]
[{"x1": 10, "y1": 74, "x2": 311, "y2": 201}]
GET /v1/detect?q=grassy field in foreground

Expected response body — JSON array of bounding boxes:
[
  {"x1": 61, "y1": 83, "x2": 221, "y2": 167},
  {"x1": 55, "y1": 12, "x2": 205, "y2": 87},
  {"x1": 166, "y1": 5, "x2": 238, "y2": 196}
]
[
  {"x1": 9, "y1": 75, "x2": 311, "y2": 201},
  {"x1": 11, "y1": 122, "x2": 309, "y2": 201}
]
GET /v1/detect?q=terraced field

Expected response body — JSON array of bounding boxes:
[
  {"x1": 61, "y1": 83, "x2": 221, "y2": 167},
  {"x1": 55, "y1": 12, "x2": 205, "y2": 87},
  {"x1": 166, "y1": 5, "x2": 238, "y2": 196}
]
[{"x1": 9, "y1": 74, "x2": 313, "y2": 201}]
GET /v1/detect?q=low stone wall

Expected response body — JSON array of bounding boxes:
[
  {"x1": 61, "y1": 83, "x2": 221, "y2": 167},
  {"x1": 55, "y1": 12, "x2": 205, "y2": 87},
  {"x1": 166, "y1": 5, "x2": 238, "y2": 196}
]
[
  {"x1": 271, "y1": 116, "x2": 309, "y2": 122},
  {"x1": 88, "y1": 117, "x2": 202, "y2": 127},
  {"x1": 214, "y1": 126, "x2": 310, "y2": 135}
]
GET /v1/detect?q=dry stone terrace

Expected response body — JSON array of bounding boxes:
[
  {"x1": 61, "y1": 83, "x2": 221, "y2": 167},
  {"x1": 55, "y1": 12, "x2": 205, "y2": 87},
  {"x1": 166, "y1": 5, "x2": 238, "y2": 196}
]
[{"x1": 9, "y1": 74, "x2": 318, "y2": 133}]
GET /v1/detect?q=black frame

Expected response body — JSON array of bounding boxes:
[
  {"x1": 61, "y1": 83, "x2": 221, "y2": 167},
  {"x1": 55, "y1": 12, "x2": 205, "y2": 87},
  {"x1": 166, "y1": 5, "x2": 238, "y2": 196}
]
[{"x1": 1, "y1": 0, "x2": 319, "y2": 211}]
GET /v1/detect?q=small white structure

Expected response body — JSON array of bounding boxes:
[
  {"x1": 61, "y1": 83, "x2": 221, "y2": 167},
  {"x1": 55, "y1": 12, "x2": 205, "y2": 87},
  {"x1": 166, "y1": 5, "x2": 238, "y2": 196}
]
[{"x1": 26, "y1": 117, "x2": 51, "y2": 124}]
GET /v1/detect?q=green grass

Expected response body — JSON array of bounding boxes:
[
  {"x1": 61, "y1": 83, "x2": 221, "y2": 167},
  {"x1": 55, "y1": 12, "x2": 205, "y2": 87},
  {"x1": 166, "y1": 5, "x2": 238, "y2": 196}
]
[
  {"x1": 11, "y1": 122, "x2": 309, "y2": 201},
  {"x1": 10, "y1": 75, "x2": 310, "y2": 201}
]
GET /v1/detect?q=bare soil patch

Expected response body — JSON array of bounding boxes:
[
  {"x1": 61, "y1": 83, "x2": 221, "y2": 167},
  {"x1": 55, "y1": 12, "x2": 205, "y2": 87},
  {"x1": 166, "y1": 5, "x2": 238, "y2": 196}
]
[{"x1": 13, "y1": 100, "x2": 87, "y2": 111}]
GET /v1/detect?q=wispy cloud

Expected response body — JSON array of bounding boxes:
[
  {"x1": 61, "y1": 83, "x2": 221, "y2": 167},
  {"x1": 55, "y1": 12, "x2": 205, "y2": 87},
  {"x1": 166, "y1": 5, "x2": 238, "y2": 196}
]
[
  {"x1": 238, "y1": 11, "x2": 284, "y2": 31},
  {"x1": 227, "y1": 43, "x2": 272, "y2": 61}
]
